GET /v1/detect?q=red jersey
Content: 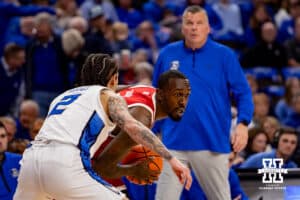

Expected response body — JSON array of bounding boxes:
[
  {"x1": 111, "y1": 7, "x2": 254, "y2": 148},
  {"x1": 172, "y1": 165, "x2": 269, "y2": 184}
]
[
  {"x1": 93, "y1": 85, "x2": 157, "y2": 187},
  {"x1": 119, "y1": 85, "x2": 157, "y2": 126}
]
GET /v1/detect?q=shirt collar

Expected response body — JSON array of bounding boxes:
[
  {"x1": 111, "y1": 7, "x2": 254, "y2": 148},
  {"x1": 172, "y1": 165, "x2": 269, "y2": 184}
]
[{"x1": 1, "y1": 57, "x2": 16, "y2": 76}]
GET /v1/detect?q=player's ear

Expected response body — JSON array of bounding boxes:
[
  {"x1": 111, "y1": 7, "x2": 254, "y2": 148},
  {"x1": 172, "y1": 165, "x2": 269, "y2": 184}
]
[
  {"x1": 107, "y1": 73, "x2": 118, "y2": 90},
  {"x1": 156, "y1": 89, "x2": 163, "y2": 102}
]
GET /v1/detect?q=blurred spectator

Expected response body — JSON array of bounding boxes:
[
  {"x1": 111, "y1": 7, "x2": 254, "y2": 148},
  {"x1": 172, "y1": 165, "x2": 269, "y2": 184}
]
[
  {"x1": 240, "y1": 127, "x2": 298, "y2": 168},
  {"x1": 110, "y1": 22, "x2": 131, "y2": 52},
  {"x1": 240, "y1": 127, "x2": 268, "y2": 160},
  {"x1": 212, "y1": 0, "x2": 244, "y2": 47},
  {"x1": 228, "y1": 150, "x2": 245, "y2": 169},
  {"x1": 275, "y1": 77, "x2": 300, "y2": 122},
  {"x1": 116, "y1": 49, "x2": 135, "y2": 84},
  {"x1": 83, "y1": 5, "x2": 113, "y2": 56},
  {"x1": 80, "y1": 0, "x2": 119, "y2": 22},
  {"x1": 0, "y1": 117, "x2": 17, "y2": 143},
  {"x1": 7, "y1": 138, "x2": 29, "y2": 154},
  {"x1": 253, "y1": 92, "x2": 271, "y2": 126},
  {"x1": 15, "y1": 100, "x2": 39, "y2": 141},
  {"x1": 246, "y1": 74, "x2": 259, "y2": 94},
  {"x1": 241, "y1": 21, "x2": 288, "y2": 69},
  {"x1": 278, "y1": 0, "x2": 300, "y2": 42},
  {"x1": 62, "y1": 28, "x2": 85, "y2": 86},
  {"x1": 5, "y1": 16, "x2": 35, "y2": 48},
  {"x1": 0, "y1": 1, "x2": 55, "y2": 55},
  {"x1": 67, "y1": 16, "x2": 88, "y2": 35},
  {"x1": 0, "y1": 43, "x2": 25, "y2": 116},
  {"x1": 131, "y1": 21, "x2": 161, "y2": 62},
  {"x1": 25, "y1": 13, "x2": 69, "y2": 116},
  {"x1": 262, "y1": 116, "x2": 281, "y2": 147},
  {"x1": 62, "y1": 28, "x2": 84, "y2": 58},
  {"x1": 55, "y1": 0, "x2": 80, "y2": 32},
  {"x1": 115, "y1": 0, "x2": 144, "y2": 29},
  {"x1": 131, "y1": 48, "x2": 148, "y2": 67},
  {"x1": 143, "y1": 0, "x2": 178, "y2": 24},
  {"x1": 283, "y1": 92, "x2": 300, "y2": 128},
  {"x1": 284, "y1": 16, "x2": 300, "y2": 66},
  {"x1": 29, "y1": 118, "x2": 44, "y2": 140},
  {"x1": 31, "y1": 0, "x2": 51, "y2": 6},
  {"x1": 0, "y1": 121, "x2": 22, "y2": 200},
  {"x1": 243, "y1": 3, "x2": 272, "y2": 47},
  {"x1": 274, "y1": 0, "x2": 291, "y2": 28},
  {"x1": 134, "y1": 61, "x2": 153, "y2": 85}
]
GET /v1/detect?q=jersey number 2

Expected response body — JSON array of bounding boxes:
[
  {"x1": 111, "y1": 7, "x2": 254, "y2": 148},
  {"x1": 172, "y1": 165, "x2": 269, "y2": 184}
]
[{"x1": 49, "y1": 94, "x2": 81, "y2": 116}]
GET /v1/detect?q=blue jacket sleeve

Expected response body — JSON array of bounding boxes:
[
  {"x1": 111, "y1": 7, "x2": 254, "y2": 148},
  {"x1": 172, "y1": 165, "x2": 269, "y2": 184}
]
[
  {"x1": 239, "y1": 153, "x2": 263, "y2": 169},
  {"x1": 225, "y1": 49, "x2": 254, "y2": 125}
]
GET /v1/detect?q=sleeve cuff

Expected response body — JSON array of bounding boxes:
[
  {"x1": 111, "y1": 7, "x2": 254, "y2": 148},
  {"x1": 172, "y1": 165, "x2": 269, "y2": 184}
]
[{"x1": 237, "y1": 120, "x2": 249, "y2": 126}]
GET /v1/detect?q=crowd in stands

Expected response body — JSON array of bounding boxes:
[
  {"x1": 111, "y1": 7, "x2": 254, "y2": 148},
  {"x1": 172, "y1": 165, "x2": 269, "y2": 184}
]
[{"x1": 0, "y1": 0, "x2": 300, "y2": 199}]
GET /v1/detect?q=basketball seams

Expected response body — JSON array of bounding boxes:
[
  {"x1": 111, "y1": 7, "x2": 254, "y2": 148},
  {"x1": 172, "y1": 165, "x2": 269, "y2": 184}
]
[{"x1": 122, "y1": 144, "x2": 163, "y2": 184}]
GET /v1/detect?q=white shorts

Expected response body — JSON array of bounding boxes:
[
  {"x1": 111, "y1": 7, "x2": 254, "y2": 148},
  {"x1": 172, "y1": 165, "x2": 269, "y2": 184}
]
[{"x1": 14, "y1": 141, "x2": 126, "y2": 200}]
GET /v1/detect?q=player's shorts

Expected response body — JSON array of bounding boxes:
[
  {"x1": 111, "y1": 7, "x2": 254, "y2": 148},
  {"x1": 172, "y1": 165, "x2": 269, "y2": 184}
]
[{"x1": 14, "y1": 140, "x2": 127, "y2": 200}]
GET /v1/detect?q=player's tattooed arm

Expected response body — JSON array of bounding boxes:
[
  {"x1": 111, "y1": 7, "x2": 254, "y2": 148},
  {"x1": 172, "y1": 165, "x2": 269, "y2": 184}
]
[
  {"x1": 93, "y1": 107, "x2": 152, "y2": 178},
  {"x1": 94, "y1": 123, "x2": 160, "y2": 182},
  {"x1": 108, "y1": 94, "x2": 173, "y2": 161}
]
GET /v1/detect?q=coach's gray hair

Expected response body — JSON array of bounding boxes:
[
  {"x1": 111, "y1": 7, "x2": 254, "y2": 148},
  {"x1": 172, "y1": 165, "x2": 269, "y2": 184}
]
[{"x1": 182, "y1": 5, "x2": 207, "y2": 20}]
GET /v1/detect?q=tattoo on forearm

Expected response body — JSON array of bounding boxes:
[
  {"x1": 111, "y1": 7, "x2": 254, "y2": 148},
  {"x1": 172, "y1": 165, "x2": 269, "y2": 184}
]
[
  {"x1": 108, "y1": 96, "x2": 128, "y2": 128},
  {"x1": 108, "y1": 96, "x2": 173, "y2": 160}
]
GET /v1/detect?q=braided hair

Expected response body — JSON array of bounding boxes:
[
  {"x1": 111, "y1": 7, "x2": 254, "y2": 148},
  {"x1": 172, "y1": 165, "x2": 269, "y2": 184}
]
[{"x1": 80, "y1": 53, "x2": 118, "y2": 86}]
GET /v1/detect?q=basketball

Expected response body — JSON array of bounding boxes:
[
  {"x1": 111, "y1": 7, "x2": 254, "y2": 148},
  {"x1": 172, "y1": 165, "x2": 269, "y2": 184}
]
[{"x1": 121, "y1": 144, "x2": 163, "y2": 185}]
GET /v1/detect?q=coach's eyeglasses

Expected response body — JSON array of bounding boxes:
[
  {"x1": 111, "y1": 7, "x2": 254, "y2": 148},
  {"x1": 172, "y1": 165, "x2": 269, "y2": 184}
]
[{"x1": 0, "y1": 134, "x2": 7, "y2": 139}]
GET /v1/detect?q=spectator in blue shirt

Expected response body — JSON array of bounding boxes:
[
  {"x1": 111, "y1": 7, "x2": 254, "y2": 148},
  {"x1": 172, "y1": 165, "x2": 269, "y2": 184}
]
[
  {"x1": 0, "y1": 43, "x2": 25, "y2": 116},
  {"x1": 25, "y1": 12, "x2": 69, "y2": 116},
  {"x1": 153, "y1": 6, "x2": 253, "y2": 200},
  {"x1": 240, "y1": 127, "x2": 298, "y2": 169},
  {"x1": 0, "y1": 121, "x2": 22, "y2": 200},
  {"x1": 283, "y1": 92, "x2": 300, "y2": 129},
  {"x1": 0, "y1": 2, "x2": 55, "y2": 55}
]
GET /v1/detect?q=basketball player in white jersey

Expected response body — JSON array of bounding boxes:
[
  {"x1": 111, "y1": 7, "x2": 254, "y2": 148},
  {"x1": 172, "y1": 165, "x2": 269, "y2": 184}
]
[{"x1": 13, "y1": 54, "x2": 192, "y2": 200}]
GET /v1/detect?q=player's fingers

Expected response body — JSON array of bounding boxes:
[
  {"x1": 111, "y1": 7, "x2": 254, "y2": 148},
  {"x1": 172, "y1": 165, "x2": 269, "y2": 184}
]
[
  {"x1": 150, "y1": 174, "x2": 159, "y2": 180},
  {"x1": 149, "y1": 169, "x2": 160, "y2": 175},
  {"x1": 234, "y1": 135, "x2": 246, "y2": 152},
  {"x1": 231, "y1": 133, "x2": 237, "y2": 146},
  {"x1": 184, "y1": 171, "x2": 192, "y2": 190}
]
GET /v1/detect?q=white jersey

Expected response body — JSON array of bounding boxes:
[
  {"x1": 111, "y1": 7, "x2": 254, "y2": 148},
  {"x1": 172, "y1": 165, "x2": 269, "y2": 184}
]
[{"x1": 35, "y1": 85, "x2": 116, "y2": 158}]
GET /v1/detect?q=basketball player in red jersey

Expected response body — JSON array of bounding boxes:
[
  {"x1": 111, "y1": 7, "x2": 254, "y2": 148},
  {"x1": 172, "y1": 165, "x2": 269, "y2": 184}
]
[{"x1": 93, "y1": 70, "x2": 191, "y2": 184}]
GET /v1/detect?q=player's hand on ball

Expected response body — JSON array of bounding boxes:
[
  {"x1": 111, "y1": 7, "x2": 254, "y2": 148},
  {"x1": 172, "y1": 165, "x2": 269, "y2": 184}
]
[
  {"x1": 129, "y1": 157, "x2": 160, "y2": 184},
  {"x1": 169, "y1": 157, "x2": 192, "y2": 190},
  {"x1": 122, "y1": 145, "x2": 163, "y2": 185}
]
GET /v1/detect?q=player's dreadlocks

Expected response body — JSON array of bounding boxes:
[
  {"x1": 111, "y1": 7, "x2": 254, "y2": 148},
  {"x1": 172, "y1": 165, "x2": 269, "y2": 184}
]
[{"x1": 80, "y1": 53, "x2": 118, "y2": 86}]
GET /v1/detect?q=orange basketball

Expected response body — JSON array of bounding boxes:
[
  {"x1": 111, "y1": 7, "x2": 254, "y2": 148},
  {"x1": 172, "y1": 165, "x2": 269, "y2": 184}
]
[{"x1": 122, "y1": 144, "x2": 163, "y2": 185}]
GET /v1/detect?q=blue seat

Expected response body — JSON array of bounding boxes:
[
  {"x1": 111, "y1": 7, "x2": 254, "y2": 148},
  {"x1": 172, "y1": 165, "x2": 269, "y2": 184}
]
[
  {"x1": 262, "y1": 85, "x2": 285, "y2": 97},
  {"x1": 244, "y1": 67, "x2": 279, "y2": 80},
  {"x1": 281, "y1": 67, "x2": 300, "y2": 79}
]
